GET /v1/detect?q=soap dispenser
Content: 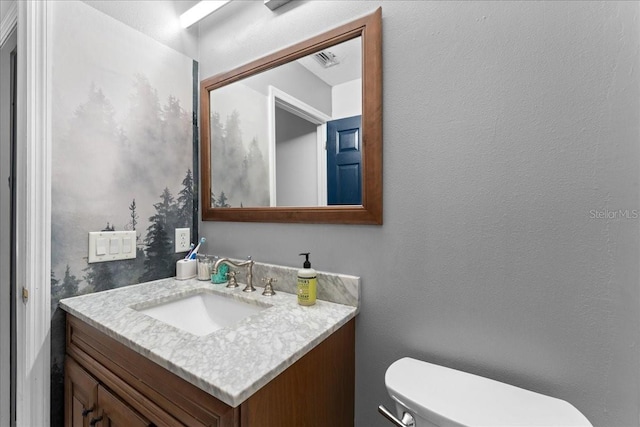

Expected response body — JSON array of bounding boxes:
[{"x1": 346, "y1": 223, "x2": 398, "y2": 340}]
[{"x1": 297, "y1": 252, "x2": 317, "y2": 306}]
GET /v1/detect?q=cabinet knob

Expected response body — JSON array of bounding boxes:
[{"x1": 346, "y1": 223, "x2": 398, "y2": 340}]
[{"x1": 89, "y1": 416, "x2": 103, "y2": 426}]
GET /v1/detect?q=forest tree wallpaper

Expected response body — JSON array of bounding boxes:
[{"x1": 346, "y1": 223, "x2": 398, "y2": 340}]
[
  {"x1": 209, "y1": 82, "x2": 270, "y2": 207},
  {"x1": 49, "y1": 2, "x2": 196, "y2": 424},
  {"x1": 209, "y1": 110, "x2": 270, "y2": 208}
]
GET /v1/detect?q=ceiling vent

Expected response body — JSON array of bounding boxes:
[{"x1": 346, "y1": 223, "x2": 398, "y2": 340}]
[{"x1": 313, "y1": 51, "x2": 340, "y2": 68}]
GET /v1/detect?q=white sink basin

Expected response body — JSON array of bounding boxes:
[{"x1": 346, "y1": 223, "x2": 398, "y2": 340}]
[{"x1": 136, "y1": 291, "x2": 269, "y2": 336}]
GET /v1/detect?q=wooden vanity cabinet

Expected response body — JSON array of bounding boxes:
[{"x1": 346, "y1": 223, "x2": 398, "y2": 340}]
[
  {"x1": 65, "y1": 314, "x2": 355, "y2": 427},
  {"x1": 96, "y1": 385, "x2": 152, "y2": 427},
  {"x1": 66, "y1": 358, "x2": 151, "y2": 427},
  {"x1": 65, "y1": 357, "x2": 98, "y2": 427}
]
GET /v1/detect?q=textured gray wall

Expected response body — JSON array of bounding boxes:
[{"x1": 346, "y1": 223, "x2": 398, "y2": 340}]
[{"x1": 198, "y1": 2, "x2": 640, "y2": 426}]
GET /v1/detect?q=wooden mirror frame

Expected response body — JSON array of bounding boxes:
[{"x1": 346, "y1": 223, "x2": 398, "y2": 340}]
[{"x1": 200, "y1": 8, "x2": 382, "y2": 224}]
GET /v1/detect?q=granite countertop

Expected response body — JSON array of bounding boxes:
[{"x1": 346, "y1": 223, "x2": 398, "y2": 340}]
[{"x1": 60, "y1": 276, "x2": 359, "y2": 407}]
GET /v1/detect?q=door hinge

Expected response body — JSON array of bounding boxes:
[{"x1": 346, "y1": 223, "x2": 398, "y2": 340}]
[{"x1": 22, "y1": 287, "x2": 29, "y2": 303}]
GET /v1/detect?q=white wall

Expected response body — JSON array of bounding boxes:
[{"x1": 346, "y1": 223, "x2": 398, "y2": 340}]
[
  {"x1": 82, "y1": 0, "x2": 199, "y2": 59},
  {"x1": 243, "y1": 60, "x2": 332, "y2": 117},
  {"x1": 332, "y1": 78, "x2": 361, "y2": 120},
  {"x1": 198, "y1": 1, "x2": 640, "y2": 426},
  {"x1": 275, "y1": 107, "x2": 318, "y2": 206}
]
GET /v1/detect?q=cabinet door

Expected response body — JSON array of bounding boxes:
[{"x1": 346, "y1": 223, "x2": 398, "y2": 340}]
[
  {"x1": 95, "y1": 385, "x2": 151, "y2": 427},
  {"x1": 67, "y1": 315, "x2": 239, "y2": 427},
  {"x1": 65, "y1": 358, "x2": 98, "y2": 427}
]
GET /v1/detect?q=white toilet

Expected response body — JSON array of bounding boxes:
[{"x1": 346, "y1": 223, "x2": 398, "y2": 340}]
[{"x1": 380, "y1": 357, "x2": 593, "y2": 427}]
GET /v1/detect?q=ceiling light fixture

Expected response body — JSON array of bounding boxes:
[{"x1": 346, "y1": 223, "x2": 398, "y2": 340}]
[
  {"x1": 264, "y1": 0, "x2": 291, "y2": 11},
  {"x1": 180, "y1": 0, "x2": 231, "y2": 29}
]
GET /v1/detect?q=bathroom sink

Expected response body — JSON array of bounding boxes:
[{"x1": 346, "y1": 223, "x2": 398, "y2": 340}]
[{"x1": 135, "y1": 291, "x2": 268, "y2": 336}]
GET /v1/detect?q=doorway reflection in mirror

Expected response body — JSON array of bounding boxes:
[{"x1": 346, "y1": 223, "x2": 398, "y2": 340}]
[{"x1": 208, "y1": 36, "x2": 362, "y2": 208}]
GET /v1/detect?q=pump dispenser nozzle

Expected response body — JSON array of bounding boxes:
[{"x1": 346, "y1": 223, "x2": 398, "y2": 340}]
[{"x1": 299, "y1": 252, "x2": 311, "y2": 268}]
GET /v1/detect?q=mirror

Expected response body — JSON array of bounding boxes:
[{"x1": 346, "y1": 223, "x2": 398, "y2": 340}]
[{"x1": 200, "y1": 8, "x2": 381, "y2": 224}]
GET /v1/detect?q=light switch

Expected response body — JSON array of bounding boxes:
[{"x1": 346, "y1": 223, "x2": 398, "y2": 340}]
[
  {"x1": 109, "y1": 237, "x2": 120, "y2": 254},
  {"x1": 96, "y1": 238, "x2": 107, "y2": 256},
  {"x1": 122, "y1": 237, "x2": 132, "y2": 254},
  {"x1": 89, "y1": 231, "x2": 137, "y2": 263}
]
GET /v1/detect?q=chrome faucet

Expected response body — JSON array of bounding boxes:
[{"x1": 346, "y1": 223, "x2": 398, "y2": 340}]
[{"x1": 212, "y1": 256, "x2": 255, "y2": 292}]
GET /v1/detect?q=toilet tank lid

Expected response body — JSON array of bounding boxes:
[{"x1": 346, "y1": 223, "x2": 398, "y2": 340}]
[{"x1": 385, "y1": 358, "x2": 592, "y2": 427}]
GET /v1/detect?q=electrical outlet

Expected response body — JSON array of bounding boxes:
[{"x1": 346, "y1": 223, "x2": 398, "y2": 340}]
[{"x1": 175, "y1": 228, "x2": 191, "y2": 253}]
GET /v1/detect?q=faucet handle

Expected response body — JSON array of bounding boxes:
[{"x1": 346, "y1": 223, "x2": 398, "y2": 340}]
[
  {"x1": 261, "y1": 278, "x2": 277, "y2": 296},
  {"x1": 226, "y1": 271, "x2": 239, "y2": 289}
]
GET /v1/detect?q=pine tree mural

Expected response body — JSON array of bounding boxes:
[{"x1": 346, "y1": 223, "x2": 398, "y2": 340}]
[
  {"x1": 117, "y1": 76, "x2": 192, "y2": 206},
  {"x1": 213, "y1": 191, "x2": 231, "y2": 208},
  {"x1": 177, "y1": 169, "x2": 194, "y2": 228},
  {"x1": 156, "y1": 187, "x2": 178, "y2": 230},
  {"x1": 140, "y1": 189, "x2": 177, "y2": 282},
  {"x1": 161, "y1": 95, "x2": 192, "y2": 171},
  {"x1": 60, "y1": 265, "x2": 80, "y2": 299},
  {"x1": 209, "y1": 109, "x2": 269, "y2": 207},
  {"x1": 126, "y1": 198, "x2": 147, "y2": 284},
  {"x1": 118, "y1": 74, "x2": 164, "y2": 196},
  {"x1": 224, "y1": 110, "x2": 249, "y2": 203},
  {"x1": 246, "y1": 136, "x2": 269, "y2": 206},
  {"x1": 49, "y1": 10, "x2": 196, "y2": 425},
  {"x1": 50, "y1": 270, "x2": 60, "y2": 314},
  {"x1": 154, "y1": 187, "x2": 180, "y2": 270},
  {"x1": 84, "y1": 261, "x2": 115, "y2": 293},
  {"x1": 55, "y1": 83, "x2": 123, "y2": 206},
  {"x1": 51, "y1": 265, "x2": 80, "y2": 312},
  {"x1": 129, "y1": 199, "x2": 139, "y2": 231},
  {"x1": 140, "y1": 219, "x2": 173, "y2": 282}
]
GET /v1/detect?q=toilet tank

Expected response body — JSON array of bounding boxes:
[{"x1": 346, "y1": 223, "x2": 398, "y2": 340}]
[{"x1": 381, "y1": 357, "x2": 592, "y2": 427}]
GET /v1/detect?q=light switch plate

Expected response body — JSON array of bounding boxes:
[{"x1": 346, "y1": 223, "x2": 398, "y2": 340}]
[
  {"x1": 88, "y1": 231, "x2": 137, "y2": 263},
  {"x1": 175, "y1": 228, "x2": 191, "y2": 253}
]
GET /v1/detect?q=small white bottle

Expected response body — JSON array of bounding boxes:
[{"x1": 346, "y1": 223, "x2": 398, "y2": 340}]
[{"x1": 297, "y1": 253, "x2": 317, "y2": 306}]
